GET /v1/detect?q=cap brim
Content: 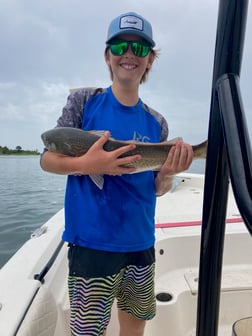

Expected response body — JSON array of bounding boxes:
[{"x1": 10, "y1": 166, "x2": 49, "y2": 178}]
[{"x1": 106, "y1": 30, "x2": 155, "y2": 47}]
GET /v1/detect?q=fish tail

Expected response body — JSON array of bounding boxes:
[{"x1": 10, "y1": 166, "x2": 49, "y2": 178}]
[{"x1": 193, "y1": 140, "x2": 208, "y2": 159}]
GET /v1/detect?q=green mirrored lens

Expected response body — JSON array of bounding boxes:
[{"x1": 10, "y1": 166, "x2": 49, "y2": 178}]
[
  {"x1": 109, "y1": 41, "x2": 150, "y2": 57},
  {"x1": 131, "y1": 42, "x2": 150, "y2": 57},
  {"x1": 110, "y1": 42, "x2": 128, "y2": 56}
]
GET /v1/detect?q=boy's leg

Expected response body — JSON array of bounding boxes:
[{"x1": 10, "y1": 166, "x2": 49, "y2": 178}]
[
  {"x1": 68, "y1": 275, "x2": 119, "y2": 336},
  {"x1": 117, "y1": 263, "x2": 156, "y2": 336},
  {"x1": 67, "y1": 245, "x2": 127, "y2": 335},
  {"x1": 118, "y1": 309, "x2": 146, "y2": 336}
]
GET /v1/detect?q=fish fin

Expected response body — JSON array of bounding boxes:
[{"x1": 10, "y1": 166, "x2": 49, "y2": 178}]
[
  {"x1": 88, "y1": 130, "x2": 117, "y2": 140},
  {"x1": 88, "y1": 131, "x2": 141, "y2": 144},
  {"x1": 167, "y1": 137, "x2": 183, "y2": 144},
  {"x1": 88, "y1": 130, "x2": 107, "y2": 137},
  {"x1": 89, "y1": 174, "x2": 104, "y2": 189}
]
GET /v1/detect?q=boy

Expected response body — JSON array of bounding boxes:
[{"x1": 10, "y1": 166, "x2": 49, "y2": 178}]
[{"x1": 41, "y1": 12, "x2": 193, "y2": 336}]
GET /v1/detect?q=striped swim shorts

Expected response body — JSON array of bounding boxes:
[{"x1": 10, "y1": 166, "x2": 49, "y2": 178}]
[{"x1": 67, "y1": 245, "x2": 156, "y2": 336}]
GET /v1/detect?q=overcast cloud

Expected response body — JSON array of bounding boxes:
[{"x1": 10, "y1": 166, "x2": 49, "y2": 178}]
[{"x1": 0, "y1": 0, "x2": 251, "y2": 151}]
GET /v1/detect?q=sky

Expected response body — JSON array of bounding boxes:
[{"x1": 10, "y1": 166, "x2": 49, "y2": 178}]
[{"x1": 0, "y1": 0, "x2": 251, "y2": 152}]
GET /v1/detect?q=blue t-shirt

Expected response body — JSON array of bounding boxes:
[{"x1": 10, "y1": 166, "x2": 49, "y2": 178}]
[{"x1": 58, "y1": 86, "x2": 168, "y2": 252}]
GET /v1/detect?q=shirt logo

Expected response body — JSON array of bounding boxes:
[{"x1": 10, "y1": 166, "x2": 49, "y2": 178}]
[{"x1": 133, "y1": 131, "x2": 150, "y2": 143}]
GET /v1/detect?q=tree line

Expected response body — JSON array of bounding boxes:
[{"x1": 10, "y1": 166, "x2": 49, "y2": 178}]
[{"x1": 0, "y1": 145, "x2": 40, "y2": 155}]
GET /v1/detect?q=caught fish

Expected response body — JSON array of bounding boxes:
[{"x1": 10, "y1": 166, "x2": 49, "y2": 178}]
[{"x1": 41, "y1": 127, "x2": 207, "y2": 188}]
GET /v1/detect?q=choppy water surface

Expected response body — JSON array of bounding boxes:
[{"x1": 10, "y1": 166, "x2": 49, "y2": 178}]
[{"x1": 0, "y1": 156, "x2": 66, "y2": 267}]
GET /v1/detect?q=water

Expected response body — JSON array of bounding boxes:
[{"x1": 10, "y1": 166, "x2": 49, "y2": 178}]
[
  {"x1": 0, "y1": 156, "x2": 205, "y2": 269},
  {"x1": 0, "y1": 156, "x2": 66, "y2": 268}
]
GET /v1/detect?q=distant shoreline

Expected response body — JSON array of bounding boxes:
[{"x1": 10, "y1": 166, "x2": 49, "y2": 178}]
[
  {"x1": 0, "y1": 151, "x2": 40, "y2": 156},
  {"x1": 0, "y1": 147, "x2": 40, "y2": 155}
]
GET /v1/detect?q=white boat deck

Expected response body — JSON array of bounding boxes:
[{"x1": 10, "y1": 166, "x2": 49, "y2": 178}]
[{"x1": 0, "y1": 173, "x2": 251, "y2": 336}]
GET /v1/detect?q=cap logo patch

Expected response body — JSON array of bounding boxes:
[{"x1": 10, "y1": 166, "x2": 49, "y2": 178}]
[{"x1": 120, "y1": 15, "x2": 143, "y2": 31}]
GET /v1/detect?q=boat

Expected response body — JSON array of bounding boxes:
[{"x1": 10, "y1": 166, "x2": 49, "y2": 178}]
[
  {"x1": 0, "y1": 172, "x2": 251, "y2": 336},
  {"x1": 1, "y1": 0, "x2": 252, "y2": 335}
]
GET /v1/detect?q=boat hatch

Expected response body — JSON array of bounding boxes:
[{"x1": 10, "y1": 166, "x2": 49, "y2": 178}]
[{"x1": 185, "y1": 269, "x2": 252, "y2": 295}]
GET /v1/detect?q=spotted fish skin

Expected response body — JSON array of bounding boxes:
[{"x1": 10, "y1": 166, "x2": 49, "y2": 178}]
[{"x1": 41, "y1": 127, "x2": 207, "y2": 173}]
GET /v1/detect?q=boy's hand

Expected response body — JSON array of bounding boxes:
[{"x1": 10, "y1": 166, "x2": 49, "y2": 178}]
[
  {"x1": 155, "y1": 141, "x2": 193, "y2": 196},
  {"x1": 160, "y1": 141, "x2": 193, "y2": 177},
  {"x1": 78, "y1": 131, "x2": 141, "y2": 176}
]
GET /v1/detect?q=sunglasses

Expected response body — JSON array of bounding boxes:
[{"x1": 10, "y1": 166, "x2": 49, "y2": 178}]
[{"x1": 108, "y1": 40, "x2": 151, "y2": 58}]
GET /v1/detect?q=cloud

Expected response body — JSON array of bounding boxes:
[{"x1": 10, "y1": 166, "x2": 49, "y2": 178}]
[{"x1": 0, "y1": 0, "x2": 251, "y2": 151}]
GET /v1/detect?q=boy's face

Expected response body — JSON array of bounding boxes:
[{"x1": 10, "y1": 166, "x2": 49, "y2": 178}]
[{"x1": 105, "y1": 34, "x2": 154, "y2": 86}]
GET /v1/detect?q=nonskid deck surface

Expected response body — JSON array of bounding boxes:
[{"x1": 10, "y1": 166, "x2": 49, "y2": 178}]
[{"x1": 155, "y1": 173, "x2": 241, "y2": 228}]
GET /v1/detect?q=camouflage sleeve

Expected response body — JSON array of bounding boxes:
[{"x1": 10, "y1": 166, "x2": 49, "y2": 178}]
[
  {"x1": 56, "y1": 87, "x2": 105, "y2": 128},
  {"x1": 142, "y1": 103, "x2": 169, "y2": 142},
  {"x1": 56, "y1": 89, "x2": 87, "y2": 128},
  {"x1": 157, "y1": 115, "x2": 168, "y2": 142}
]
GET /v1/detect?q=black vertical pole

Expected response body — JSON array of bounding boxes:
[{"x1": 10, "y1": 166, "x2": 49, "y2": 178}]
[{"x1": 196, "y1": 1, "x2": 248, "y2": 336}]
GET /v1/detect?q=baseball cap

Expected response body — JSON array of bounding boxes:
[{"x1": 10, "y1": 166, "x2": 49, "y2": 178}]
[{"x1": 106, "y1": 12, "x2": 155, "y2": 47}]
